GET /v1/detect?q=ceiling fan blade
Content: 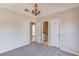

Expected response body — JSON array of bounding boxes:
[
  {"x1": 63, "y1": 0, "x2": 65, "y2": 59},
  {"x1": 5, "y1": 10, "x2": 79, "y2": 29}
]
[{"x1": 25, "y1": 8, "x2": 30, "y2": 12}]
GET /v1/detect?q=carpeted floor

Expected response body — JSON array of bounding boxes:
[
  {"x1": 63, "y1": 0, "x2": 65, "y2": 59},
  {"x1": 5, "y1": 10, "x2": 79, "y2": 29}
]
[{"x1": 0, "y1": 42, "x2": 76, "y2": 56}]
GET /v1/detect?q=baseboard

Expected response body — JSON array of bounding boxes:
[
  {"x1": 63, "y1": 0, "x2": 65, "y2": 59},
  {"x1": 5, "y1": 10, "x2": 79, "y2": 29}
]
[
  {"x1": 48, "y1": 44, "x2": 79, "y2": 56},
  {"x1": 48, "y1": 44, "x2": 59, "y2": 48},
  {"x1": 61, "y1": 48, "x2": 79, "y2": 56},
  {"x1": 48, "y1": 43, "x2": 53, "y2": 46},
  {"x1": 0, "y1": 43, "x2": 29, "y2": 54}
]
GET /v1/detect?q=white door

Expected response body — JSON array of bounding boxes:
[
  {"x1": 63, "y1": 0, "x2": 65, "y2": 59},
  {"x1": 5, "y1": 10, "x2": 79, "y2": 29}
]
[
  {"x1": 51, "y1": 19, "x2": 60, "y2": 48},
  {"x1": 35, "y1": 21, "x2": 42, "y2": 43}
]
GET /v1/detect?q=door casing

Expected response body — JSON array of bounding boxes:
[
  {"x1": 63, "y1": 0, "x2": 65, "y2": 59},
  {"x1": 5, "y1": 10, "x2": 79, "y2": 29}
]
[
  {"x1": 42, "y1": 20, "x2": 49, "y2": 45},
  {"x1": 30, "y1": 22, "x2": 35, "y2": 43}
]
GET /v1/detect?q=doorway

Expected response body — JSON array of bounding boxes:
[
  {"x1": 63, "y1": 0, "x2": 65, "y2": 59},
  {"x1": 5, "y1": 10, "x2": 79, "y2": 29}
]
[
  {"x1": 30, "y1": 22, "x2": 36, "y2": 42},
  {"x1": 43, "y1": 21, "x2": 48, "y2": 45}
]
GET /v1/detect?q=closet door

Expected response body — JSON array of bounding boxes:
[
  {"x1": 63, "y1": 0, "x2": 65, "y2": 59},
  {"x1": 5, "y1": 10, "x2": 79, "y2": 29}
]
[{"x1": 51, "y1": 19, "x2": 60, "y2": 48}]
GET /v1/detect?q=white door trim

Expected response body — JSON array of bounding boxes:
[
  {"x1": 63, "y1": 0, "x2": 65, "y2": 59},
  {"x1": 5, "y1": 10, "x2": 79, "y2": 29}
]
[{"x1": 42, "y1": 20, "x2": 49, "y2": 45}]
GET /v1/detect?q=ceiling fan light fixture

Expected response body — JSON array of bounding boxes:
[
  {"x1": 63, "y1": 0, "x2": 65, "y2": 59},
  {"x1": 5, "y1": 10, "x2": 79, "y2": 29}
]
[
  {"x1": 25, "y1": 3, "x2": 40, "y2": 16},
  {"x1": 32, "y1": 3, "x2": 40, "y2": 16}
]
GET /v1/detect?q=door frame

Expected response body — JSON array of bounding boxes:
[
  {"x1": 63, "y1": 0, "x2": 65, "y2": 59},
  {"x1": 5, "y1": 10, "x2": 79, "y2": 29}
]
[
  {"x1": 41, "y1": 18, "x2": 61, "y2": 47},
  {"x1": 42, "y1": 20, "x2": 49, "y2": 45},
  {"x1": 30, "y1": 22, "x2": 36, "y2": 43}
]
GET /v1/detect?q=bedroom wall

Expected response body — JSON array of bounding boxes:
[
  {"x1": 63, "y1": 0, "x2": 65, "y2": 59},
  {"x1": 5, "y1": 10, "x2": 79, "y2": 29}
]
[
  {"x1": 60, "y1": 7, "x2": 79, "y2": 55},
  {"x1": 40, "y1": 7, "x2": 79, "y2": 55},
  {"x1": 0, "y1": 7, "x2": 36, "y2": 53}
]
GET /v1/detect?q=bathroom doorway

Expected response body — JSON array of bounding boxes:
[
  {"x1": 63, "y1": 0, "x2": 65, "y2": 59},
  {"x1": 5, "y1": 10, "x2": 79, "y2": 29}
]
[
  {"x1": 43, "y1": 21, "x2": 48, "y2": 45},
  {"x1": 30, "y1": 22, "x2": 36, "y2": 42}
]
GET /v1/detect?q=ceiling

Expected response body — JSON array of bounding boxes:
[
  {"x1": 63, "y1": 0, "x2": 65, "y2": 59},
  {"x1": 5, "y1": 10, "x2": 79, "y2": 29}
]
[{"x1": 0, "y1": 3, "x2": 79, "y2": 18}]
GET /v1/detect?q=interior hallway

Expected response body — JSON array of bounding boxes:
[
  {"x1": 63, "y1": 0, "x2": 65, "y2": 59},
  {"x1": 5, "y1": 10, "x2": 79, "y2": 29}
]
[{"x1": 0, "y1": 42, "x2": 76, "y2": 56}]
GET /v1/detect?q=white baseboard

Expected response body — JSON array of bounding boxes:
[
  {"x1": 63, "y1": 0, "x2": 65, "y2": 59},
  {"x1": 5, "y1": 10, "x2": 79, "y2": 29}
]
[
  {"x1": 48, "y1": 44, "x2": 59, "y2": 48},
  {"x1": 0, "y1": 43, "x2": 29, "y2": 54},
  {"x1": 61, "y1": 48, "x2": 79, "y2": 56},
  {"x1": 48, "y1": 43, "x2": 53, "y2": 46},
  {"x1": 48, "y1": 44, "x2": 79, "y2": 56}
]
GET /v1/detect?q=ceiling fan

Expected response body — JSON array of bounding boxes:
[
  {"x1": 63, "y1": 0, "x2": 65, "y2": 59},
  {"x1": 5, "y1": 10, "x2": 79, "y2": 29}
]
[{"x1": 24, "y1": 3, "x2": 40, "y2": 16}]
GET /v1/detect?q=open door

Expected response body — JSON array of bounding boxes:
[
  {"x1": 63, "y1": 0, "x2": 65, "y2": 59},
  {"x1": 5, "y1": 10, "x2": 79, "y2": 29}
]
[
  {"x1": 35, "y1": 21, "x2": 42, "y2": 43},
  {"x1": 43, "y1": 21, "x2": 48, "y2": 45}
]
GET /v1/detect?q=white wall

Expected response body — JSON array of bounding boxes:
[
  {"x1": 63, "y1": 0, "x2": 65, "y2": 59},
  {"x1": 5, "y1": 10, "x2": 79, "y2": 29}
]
[
  {"x1": 0, "y1": 7, "x2": 36, "y2": 53},
  {"x1": 60, "y1": 7, "x2": 79, "y2": 55},
  {"x1": 39, "y1": 7, "x2": 79, "y2": 55}
]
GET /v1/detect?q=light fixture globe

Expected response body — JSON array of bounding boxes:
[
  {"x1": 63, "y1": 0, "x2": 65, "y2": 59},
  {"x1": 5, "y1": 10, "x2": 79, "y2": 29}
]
[{"x1": 32, "y1": 3, "x2": 40, "y2": 16}]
